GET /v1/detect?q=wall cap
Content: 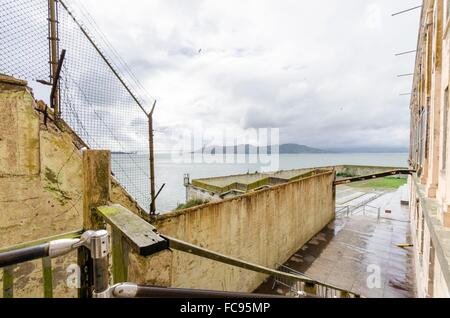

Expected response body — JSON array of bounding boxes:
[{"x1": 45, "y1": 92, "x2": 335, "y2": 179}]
[{"x1": 0, "y1": 74, "x2": 28, "y2": 86}]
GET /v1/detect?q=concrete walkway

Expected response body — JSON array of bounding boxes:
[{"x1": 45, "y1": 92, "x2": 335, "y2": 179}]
[{"x1": 255, "y1": 185, "x2": 416, "y2": 298}]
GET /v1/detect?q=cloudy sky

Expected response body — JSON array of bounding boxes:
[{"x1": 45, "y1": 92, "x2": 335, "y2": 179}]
[{"x1": 72, "y1": 0, "x2": 420, "y2": 151}]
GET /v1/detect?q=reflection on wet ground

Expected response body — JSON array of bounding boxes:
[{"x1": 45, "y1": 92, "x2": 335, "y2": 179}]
[{"x1": 255, "y1": 185, "x2": 416, "y2": 298}]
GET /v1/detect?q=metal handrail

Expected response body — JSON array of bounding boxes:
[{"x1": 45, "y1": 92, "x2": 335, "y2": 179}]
[
  {"x1": 0, "y1": 232, "x2": 83, "y2": 268},
  {"x1": 0, "y1": 230, "x2": 109, "y2": 298},
  {"x1": 111, "y1": 283, "x2": 294, "y2": 299},
  {"x1": 0, "y1": 230, "x2": 83, "y2": 254},
  {"x1": 1, "y1": 223, "x2": 361, "y2": 298},
  {"x1": 273, "y1": 264, "x2": 359, "y2": 298},
  {"x1": 336, "y1": 192, "x2": 385, "y2": 218}
]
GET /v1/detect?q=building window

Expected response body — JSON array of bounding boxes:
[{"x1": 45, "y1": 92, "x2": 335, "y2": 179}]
[
  {"x1": 420, "y1": 215, "x2": 425, "y2": 255},
  {"x1": 443, "y1": 87, "x2": 449, "y2": 171},
  {"x1": 419, "y1": 108, "x2": 426, "y2": 163},
  {"x1": 433, "y1": 5, "x2": 437, "y2": 71}
]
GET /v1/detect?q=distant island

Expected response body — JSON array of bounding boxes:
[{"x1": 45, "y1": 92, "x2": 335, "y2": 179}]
[
  {"x1": 112, "y1": 151, "x2": 138, "y2": 155},
  {"x1": 196, "y1": 144, "x2": 327, "y2": 154}
]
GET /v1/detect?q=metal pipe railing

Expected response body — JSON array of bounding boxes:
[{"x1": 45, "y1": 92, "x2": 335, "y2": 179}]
[
  {"x1": 273, "y1": 264, "x2": 359, "y2": 298},
  {"x1": 111, "y1": 283, "x2": 293, "y2": 299},
  {"x1": 0, "y1": 230, "x2": 110, "y2": 299},
  {"x1": 0, "y1": 239, "x2": 80, "y2": 268},
  {"x1": 1, "y1": 225, "x2": 358, "y2": 298}
]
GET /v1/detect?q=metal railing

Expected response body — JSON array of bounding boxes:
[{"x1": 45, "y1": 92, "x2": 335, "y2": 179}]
[
  {"x1": 0, "y1": 225, "x2": 358, "y2": 299},
  {"x1": 0, "y1": 229, "x2": 292, "y2": 299},
  {"x1": 336, "y1": 192, "x2": 385, "y2": 218},
  {"x1": 0, "y1": 230, "x2": 105, "y2": 298},
  {"x1": 272, "y1": 264, "x2": 359, "y2": 298},
  {"x1": 336, "y1": 204, "x2": 382, "y2": 219}
]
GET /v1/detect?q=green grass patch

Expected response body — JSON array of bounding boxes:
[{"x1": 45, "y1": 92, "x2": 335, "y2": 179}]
[
  {"x1": 350, "y1": 177, "x2": 407, "y2": 190},
  {"x1": 175, "y1": 199, "x2": 209, "y2": 211}
]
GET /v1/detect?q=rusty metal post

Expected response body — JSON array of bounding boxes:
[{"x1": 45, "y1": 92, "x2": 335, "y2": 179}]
[
  {"x1": 148, "y1": 102, "x2": 157, "y2": 215},
  {"x1": 48, "y1": 0, "x2": 60, "y2": 118}
]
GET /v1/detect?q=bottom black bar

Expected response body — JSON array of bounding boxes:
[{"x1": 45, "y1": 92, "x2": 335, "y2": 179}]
[{"x1": 0, "y1": 298, "x2": 446, "y2": 318}]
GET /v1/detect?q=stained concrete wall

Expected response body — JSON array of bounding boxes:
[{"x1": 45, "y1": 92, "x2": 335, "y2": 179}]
[{"x1": 152, "y1": 171, "x2": 335, "y2": 292}]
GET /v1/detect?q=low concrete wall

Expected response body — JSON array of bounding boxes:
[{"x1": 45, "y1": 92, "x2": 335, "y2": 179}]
[
  {"x1": 187, "y1": 165, "x2": 404, "y2": 204},
  {"x1": 334, "y1": 165, "x2": 406, "y2": 177},
  {"x1": 151, "y1": 171, "x2": 336, "y2": 292}
]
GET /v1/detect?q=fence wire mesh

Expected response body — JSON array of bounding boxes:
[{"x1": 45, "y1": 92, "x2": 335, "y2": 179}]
[
  {"x1": 0, "y1": 0, "x2": 50, "y2": 82},
  {"x1": 0, "y1": 0, "x2": 157, "y2": 213}
]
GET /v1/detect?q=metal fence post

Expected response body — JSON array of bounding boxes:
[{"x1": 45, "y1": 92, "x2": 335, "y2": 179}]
[
  {"x1": 48, "y1": 0, "x2": 60, "y2": 118},
  {"x1": 378, "y1": 208, "x2": 381, "y2": 221},
  {"x1": 90, "y1": 230, "x2": 110, "y2": 297},
  {"x1": 148, "y1": 102, "x2": 156, "y2": 215}
]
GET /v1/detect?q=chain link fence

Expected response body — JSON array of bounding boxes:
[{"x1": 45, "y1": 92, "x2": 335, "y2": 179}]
[
  {"x1": 0, "y1": 0, "x2": 157, "y2": 213},
  {"x1": 0, "y1": 0, "x2": 50, "y2": 82}
]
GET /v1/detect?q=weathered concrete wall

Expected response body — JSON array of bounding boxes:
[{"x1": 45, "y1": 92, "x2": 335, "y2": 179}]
[
  {"x1": 0, "y1": 78, "x2": 82, "y2": 248},
  {"x1": 152, "y1": 171, "x2": 335, "y2": 292},
  {"x1": 0, "y1": 76, "x2": 151, "y2": 297},
  {"x1": 0, "y1": 79, "x2": 40, "y2": 177},
  {"x1": 0, "y1": 77, "x2": 82, "y2": 297}
]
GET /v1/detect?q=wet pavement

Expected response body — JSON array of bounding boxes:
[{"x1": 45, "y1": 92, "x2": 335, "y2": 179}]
[{"x1": 255, "y1": 185, "x2": 416, "y2": 298}]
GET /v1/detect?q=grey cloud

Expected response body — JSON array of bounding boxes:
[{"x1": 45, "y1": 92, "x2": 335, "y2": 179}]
[{"x1": 75, "y1": 0, "x2": 419, "y2": 149}]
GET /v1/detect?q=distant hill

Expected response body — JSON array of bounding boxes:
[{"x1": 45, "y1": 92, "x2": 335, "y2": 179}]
[
  {"x1": 279, "y1": 143, "x2": 328, "y2": 154},
  {"x1": 196, "y1": 143, "x2": 328, "y2": 154}
]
